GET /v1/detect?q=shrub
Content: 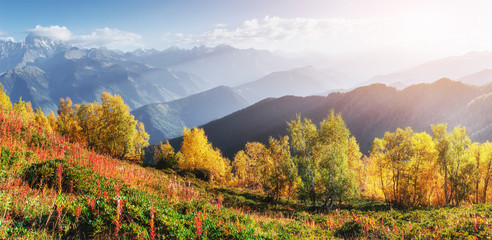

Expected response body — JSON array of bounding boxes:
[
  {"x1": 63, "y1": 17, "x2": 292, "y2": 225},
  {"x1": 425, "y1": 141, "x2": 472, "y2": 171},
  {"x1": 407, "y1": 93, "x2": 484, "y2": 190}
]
[{"x1": 22, "y1": 159, "x2": 119, "y2": 195}]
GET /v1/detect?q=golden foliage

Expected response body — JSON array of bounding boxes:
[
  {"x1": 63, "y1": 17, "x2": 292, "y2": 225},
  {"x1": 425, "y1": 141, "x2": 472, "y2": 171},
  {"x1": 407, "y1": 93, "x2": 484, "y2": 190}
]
[{"x1": 178, "y1": 127, "x2": 231, "y2": 183}]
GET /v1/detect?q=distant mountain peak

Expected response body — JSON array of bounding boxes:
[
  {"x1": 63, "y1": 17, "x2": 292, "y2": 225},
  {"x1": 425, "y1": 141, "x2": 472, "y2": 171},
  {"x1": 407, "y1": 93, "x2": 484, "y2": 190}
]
[{"x1": 24, "y1": 34, "x2": 64, "y2": 49}]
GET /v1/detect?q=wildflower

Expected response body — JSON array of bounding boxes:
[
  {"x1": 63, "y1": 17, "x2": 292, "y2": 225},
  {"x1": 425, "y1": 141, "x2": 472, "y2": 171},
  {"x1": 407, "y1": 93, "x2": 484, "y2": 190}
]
[
  {"x1": 75, "y1": 206, "x2": 81, "y2": 222},
  {"x1": 57, "y1": 163, "x2": 63, "y2": 192},
  {"x1": 195, "y1": 212, "x2": 202, "y2": 237},
  {"x1": 150, "y1": 202, "x2": 156, "y2": 240}
]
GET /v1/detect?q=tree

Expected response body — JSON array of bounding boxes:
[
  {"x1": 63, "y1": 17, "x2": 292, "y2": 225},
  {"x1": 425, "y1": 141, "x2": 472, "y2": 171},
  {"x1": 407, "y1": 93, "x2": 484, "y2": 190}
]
[
  {"x1": 55, "y1": 93, "x2": 149, "y2": 160},
  {"x1": 233, "y1": 142, "x2": 267, "y2": 189},
  {"x1": 34, "y1": 107, "x2": 52, "y2": 133},
  {"x1": 432, "y1": 124, "x2": 473, "y2": 205},
  {"x1": 288, "y1": 111, "x2": 360, "y2": 209},
  {"x1": 263, "y1": 136, "x2": 298, "y2": 202},
  {"x1": 467, "y1": 142, "x2": 492, "y2": 203},
  {"x1": 368, "y1": 128, "x2": 438, "y2": 207},
  {"x1": 154, "y1": 141, "x2": 178, "y2": 170},
  {"x1": 13, "y1": 98, "x2": 34, "y2": 122},
  {"x1": 47, "y1": 111, "x2": 57, "y2": 133},
  {"x1": 288, "y1": 115, "x2": 318, "y2": 207},
  {"x1": 57, "y1": 97, "x2": 81, "y2": 141},
  {"x1": 0, "y1": 83, "x2": 11, "y2": 111},
  {"x1": 178, "y1": 127, "x2": 231, "y2": 183},
  {"x1": 480, "y1": 142, "x2": 492, "y2": 202}
]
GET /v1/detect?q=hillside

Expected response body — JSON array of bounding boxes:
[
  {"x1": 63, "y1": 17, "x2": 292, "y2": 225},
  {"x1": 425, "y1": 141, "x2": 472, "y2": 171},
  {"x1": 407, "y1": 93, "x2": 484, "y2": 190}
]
[
  {"x1": 2, "y1": 75, "x2": 492, "y2": 240},
  {"x1": 368, "y1": 51, "x2": 492, "y2": 86},
  {"x1": 181, "y1": 79, "x2": 492, "y2": 158},
  {"x1": 132, "y1": 86, "x2": 248, "y2": 144},
  {"x1": 0, "y1": 90, "x2": 333, "y2": 239},
  {"x1": 458, "y1": 69, "x2": 492, "y2": 85},
  {"x1": 234, "y1": 66, "x2": 351, "y2": 104}
]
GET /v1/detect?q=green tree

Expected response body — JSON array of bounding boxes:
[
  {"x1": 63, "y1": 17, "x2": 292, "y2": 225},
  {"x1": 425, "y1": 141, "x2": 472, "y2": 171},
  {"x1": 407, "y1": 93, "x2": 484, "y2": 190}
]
[
  {"x1": 154, "y1": 141, "x2": 178, "y2": 169},
  {"x1": 288, "y1": 111, "x2": 360, "y2": 209}
]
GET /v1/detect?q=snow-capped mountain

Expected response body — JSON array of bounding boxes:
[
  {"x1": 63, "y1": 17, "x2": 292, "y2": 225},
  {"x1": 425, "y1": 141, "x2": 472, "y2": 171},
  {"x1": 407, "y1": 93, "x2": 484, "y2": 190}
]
[
  {"x1": 0, "y1": 34, "x2": 69, "y2": 73},
  {"x1": 0, "y1": 35, "x2": 207, "y2": 113}
]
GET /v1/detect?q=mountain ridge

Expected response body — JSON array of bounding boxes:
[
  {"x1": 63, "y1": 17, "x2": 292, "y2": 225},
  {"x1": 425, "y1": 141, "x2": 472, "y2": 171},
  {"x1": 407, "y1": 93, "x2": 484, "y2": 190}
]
[
  {"x1": 171, "y1": 79, "x2": 492, "y2": 159},
  {"x1": 132, "y1": 85, "x2": 248, "y2": 144}
]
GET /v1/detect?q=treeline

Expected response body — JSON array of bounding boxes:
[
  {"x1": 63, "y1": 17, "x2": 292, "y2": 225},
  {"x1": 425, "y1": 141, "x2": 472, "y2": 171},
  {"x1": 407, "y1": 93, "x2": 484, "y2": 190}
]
[
  {"x1": 155, "y1": 111, "x2": 362, "y2": 208},
  {"x1": 156, "y1": 110, "x2": 492, "y2": 208},
  {"x1": 0, "y1": 85, "x2": 149, "y2": 161},
  {"x1": 365, "y1": 124, "x2": 492, "y2": 206}
]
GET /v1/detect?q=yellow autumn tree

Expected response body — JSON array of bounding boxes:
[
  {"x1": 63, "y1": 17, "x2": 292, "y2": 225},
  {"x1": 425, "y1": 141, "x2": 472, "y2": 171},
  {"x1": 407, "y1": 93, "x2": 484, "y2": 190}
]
[
  {"x1": 232, "y1": 142, "x2": 267, "y2": 189},
  {"x1": 368, "y1": 127, "x2": 438, "y2": 207},
  {"x1": 57, "y1": 97, "x2": 82, "y2": 142},
  {"x1": 178, "y1": 127, "x2": 231, "y2": 183},
  {"x1": 0, "y1": 84, "x2": 12, "y2": 111},
  {"x1": 56, "y1": 93, "x2": 149, "y2": 160},
  {"x1": 432, "y1": 124, "x2": 474, "y2": 205},
  {"x1": 47, "y1": 111, "x2": 57, "y2": 133},
  {"x1": 467, "y1": 141, "x2": 492, "y2": 203},
  {"x1": 34, "y1": 107, "x2": 52, "y2": 133},
  {"x1": 479, "y1": 142, "x2": 492, "y2": 202}
]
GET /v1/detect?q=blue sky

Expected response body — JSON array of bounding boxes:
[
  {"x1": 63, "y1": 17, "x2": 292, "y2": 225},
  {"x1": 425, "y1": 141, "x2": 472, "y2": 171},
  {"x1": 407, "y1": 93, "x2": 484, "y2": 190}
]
[{"x1": 1, "y1": 0, "x2": 492, "y2": 58}]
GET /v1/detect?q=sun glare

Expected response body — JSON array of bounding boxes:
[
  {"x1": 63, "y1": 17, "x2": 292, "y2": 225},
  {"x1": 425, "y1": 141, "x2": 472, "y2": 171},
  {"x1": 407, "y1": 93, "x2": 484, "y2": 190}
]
[{"x1": 400, "y1": 10, "x2": 452, "y2": 40}]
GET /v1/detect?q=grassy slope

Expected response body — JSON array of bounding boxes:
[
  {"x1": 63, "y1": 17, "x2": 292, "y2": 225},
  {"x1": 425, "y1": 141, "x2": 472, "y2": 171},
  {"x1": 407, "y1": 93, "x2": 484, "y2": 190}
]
[{"x1": 1, "y1": 108, "x2": 491, "y2": 239}]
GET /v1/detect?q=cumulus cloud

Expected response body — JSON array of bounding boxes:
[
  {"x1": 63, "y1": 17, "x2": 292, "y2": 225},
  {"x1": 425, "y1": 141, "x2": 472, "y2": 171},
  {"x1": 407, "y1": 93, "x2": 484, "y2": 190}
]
[
  {"x1": 0, "y1": 37, "x2": 15, "y2": 42},
  {"x1": 26, "y1": 25, "x2": 72, "y2": 41},
  {"x1": 0, "y1": 31, "x2": 15, "y2": 42},
  {"x1": 24, "y1": 25, "x2": 142, "y2": 49},
  {"x1": 164, "y1": 16, "x2": 387, "y2": 53}
]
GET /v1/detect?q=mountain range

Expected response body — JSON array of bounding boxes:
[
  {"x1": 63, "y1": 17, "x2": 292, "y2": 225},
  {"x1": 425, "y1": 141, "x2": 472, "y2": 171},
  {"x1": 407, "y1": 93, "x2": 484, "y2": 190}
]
[
  {"x1": 132, "y1": 85, "x2": 248, "y2": 144},
  {"x1": 3, "y1": 35, "x2": 492, "y2": 155},
  {"x1": 170, "y1": 79, "x2": 492, "y2": 159},
  {"x1": 0, "y1": 35, "x2": 311, "y2": 114},
  {"x1": 368, "y1": 51, "x2": 492, "y2": 88}
]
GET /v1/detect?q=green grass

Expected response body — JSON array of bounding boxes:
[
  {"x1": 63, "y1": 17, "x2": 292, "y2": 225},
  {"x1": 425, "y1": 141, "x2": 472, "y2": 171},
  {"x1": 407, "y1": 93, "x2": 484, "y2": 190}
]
[{"x1": 1, "y1": 112, "x2": 492, "y2": 239}]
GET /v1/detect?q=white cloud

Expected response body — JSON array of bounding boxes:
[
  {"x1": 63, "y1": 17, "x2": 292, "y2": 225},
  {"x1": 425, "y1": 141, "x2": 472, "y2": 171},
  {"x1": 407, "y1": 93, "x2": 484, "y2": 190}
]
[
  {"x1": 0, "y1": 31, "x2": 15, "y2": 42},
  {"x1": 164, "y1": 16, "x2": 387, "y2": 53},
  {"x1": 26, "y1": 25, "x2": 72, "y2": 41},
  {"x1": 164, "y1": 14, "x2": 492, "y2": 57},
  {"x1": 71, "y1": 28, "x2": 143, "y2": 48},
  {"x1": 215, "y1": 23, "x2": 227, "y2": 28},
  {"x1": 24, "y1": 25, "x2": 142, "y2": 49},
  {"x1": 0, "y1": 37, "x2": 15, "y2": 42}
]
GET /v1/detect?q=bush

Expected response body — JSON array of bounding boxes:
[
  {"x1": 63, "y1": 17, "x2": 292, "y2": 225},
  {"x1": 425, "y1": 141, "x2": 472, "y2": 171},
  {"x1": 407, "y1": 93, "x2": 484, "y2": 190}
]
[
  {"x1": 0, "y1": 147, "x2": 18, "y2": 170},
  {"x1": 177, "y1": 168, "x2": 211, "y2": 182},
  {"x1": 334, "y1": 220, "x2": 363, "y2": 239},
  {"x1": 22, "y1": 159, "x2": 119, "y2": 195}
]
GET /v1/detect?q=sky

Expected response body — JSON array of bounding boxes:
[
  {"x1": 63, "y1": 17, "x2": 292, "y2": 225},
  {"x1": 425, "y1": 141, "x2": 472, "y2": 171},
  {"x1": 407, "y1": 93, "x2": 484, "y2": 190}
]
[{"x1": 1, "y1": 0, "x2": 492, "y2": 60}]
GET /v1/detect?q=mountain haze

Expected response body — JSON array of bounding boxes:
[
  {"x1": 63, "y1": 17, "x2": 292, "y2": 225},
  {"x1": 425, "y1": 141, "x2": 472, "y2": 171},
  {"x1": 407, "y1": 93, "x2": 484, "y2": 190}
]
[
  {"x1": 132, "y1": 86, "x2": 248, "y2": 144},
  {"x1": 368, "y1": 51, "x2": 492, "y2": 87},
  {"x1": 126, "y1": 45, "x2": 302, "y2": 87},
  {"x1": 234, "y1": 66, "x2": 351, "y2": 103}
]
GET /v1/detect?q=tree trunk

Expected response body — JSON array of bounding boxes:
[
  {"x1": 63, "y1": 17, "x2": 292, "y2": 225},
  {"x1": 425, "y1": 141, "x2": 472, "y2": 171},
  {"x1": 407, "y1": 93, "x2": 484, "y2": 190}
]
[
  {"x1": 308, "y1": 169, "x2": 316, "y2": 209},
  {"x1": 444, "y1": 167, "x2": 449, "y2": 205},
  {"x1": 483, "y1": 162, "x2": 491, "y2": 203}
]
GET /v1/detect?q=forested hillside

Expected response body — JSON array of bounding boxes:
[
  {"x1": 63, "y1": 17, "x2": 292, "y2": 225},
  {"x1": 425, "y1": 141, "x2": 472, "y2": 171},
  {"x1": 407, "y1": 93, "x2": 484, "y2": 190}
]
[{"x1": 189, "y1": 79, "x2": 492, "y2": 158}]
